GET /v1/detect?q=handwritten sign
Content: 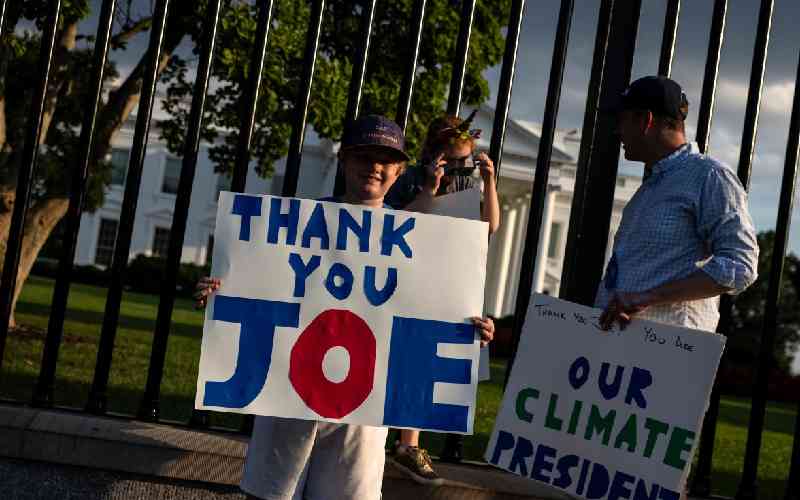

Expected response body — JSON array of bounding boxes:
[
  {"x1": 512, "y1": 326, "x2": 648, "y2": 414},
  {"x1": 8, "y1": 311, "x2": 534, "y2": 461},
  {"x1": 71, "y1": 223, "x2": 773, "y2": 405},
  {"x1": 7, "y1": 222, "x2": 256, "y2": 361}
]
[
  {"x1": 196, "y1": 193, "x2": 489, "y2": 433},
  {"x1": 486, "y1": 294, "x2": 725, "y2": 498}
]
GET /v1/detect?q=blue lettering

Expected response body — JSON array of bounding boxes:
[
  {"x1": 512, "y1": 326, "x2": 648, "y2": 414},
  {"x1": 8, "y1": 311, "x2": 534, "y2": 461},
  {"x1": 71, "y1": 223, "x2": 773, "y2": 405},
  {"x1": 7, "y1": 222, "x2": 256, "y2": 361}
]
[
  {"x1": 586, "y1": 463, "x2": 611, "y2": 499},
  {"x1": 380, "y1": 214, "x2": 415, "y2": 258},
  {"x1": 203, "y1": 296, "x2": 300, "y2": 408},
  {"x1": 383, "y1": 317, "x2": 473, "y2": 432},
  {"x1": 569, "y1": 356, "x2": 590, "y2": 390},
  {"x1": 509, "y1": 437, "x2": 534, "y2": 477},
  {"x1": 325, "y1": 262, "x2": 354, "y2": 300},
  {"x1": 626, "y1": 367, "x2": 653, "y2": 409},
  {"x1": 633, "y1": 480, "x2": 660, "y2": 500},
  {"x1": 232, "y1": 195, "x2": 262, "y2": 242},
  {"x1": 600, "y1": 362, "x2": 625, "y2": 400},
  {"x1": 531, "y1": 444, "x2": 556, "y2": 483},
  {"x1": 302, "y1": 203, "x2": 330, "y2": 250},
  {"x1": 608, "y1": 472, "x2": 636, "y2": 500},
  {"x1": 552, "y1": 454, "x2": 579, "y2": 488},
  {"x1": 490, "y1": 430, "x2": 516, "y2": 466},
  {"x1": 267, "y1": 197, "x2": 300, "y2": 245},
  {"x1": 364, "y1": 266, "x2": 397, "y2": 306},
  {"x1": 288, "y1": 253, "x2": 321, "y2": 297},
  {"x1": 337, "y1": 208, "x2": 371, "y2": 252}
]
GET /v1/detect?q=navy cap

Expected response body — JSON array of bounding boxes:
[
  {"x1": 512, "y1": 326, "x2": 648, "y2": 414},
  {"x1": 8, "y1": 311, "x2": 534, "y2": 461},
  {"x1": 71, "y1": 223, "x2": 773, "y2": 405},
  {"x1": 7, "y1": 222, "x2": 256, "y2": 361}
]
[
  {"x1": 341, "y1": 115, "x2": 410, "y2": 161},
  {"x1": 606, "y1": 76, "x2": 689, "y2": 120}
]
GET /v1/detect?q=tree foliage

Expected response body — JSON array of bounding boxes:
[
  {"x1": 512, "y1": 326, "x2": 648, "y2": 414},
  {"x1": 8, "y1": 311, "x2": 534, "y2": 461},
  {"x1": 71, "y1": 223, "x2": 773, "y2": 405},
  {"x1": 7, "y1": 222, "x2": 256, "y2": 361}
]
[
  {"x1": 0, "y1": 0, "x2": 511, "y2": 325},
  {"x1": 727, "y1": 231, "x2": 800, "y2": 373}
]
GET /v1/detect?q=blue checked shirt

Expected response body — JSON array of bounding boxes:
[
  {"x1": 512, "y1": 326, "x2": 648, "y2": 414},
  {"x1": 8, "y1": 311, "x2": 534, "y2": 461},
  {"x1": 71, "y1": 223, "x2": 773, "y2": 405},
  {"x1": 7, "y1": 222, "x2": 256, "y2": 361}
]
[{"x1": 595, "y1": 143, "x2": 759, "y2": 332}]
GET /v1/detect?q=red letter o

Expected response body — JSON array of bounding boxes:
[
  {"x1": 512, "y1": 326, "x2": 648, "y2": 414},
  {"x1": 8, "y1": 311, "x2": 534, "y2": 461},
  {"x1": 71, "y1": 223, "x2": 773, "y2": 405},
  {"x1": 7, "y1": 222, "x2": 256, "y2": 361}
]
[{"x1": 289, "y1": 309, "x2": 376, "y2": 418}]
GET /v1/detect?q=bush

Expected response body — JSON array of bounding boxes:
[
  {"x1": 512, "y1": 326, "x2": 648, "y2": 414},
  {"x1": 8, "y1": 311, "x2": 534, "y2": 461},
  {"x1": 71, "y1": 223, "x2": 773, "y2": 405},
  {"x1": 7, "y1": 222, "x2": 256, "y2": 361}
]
[
  {"x1": 31, "y1": 255, "x2": 209, "y2": 298},
  {"x1": 717, "y1": 363, "x2": 800, "y2": 403},
  {"x1": 31, "y1": 258, "x2": 109, "y2": 287},
  {"x1": 125, "y1": 255, "x2": 210, "y2": 297}
]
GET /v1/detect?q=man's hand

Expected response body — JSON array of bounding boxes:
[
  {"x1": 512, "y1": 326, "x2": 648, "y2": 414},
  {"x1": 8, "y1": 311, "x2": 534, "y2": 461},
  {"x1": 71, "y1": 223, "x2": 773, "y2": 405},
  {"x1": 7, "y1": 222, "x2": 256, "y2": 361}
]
[
  {"x1": 599, "y1": 291, "x2": 655, "y2": 331},
  {"x1": 472, "y1": 316, "x2": 495, "y2": 347}
]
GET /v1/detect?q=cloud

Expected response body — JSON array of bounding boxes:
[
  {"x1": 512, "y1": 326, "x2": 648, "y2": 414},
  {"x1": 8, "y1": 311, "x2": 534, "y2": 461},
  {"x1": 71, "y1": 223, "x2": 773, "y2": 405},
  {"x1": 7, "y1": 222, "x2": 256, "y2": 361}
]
[{"x1": 716, "y1": 78, "x2": 796, "y2": 116}]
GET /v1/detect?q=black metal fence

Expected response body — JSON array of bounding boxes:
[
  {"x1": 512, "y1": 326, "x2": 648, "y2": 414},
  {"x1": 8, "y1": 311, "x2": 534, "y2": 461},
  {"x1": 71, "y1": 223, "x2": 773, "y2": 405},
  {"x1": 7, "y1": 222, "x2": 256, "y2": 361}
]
[{"x1": 0, "y1": 0, "x2": 797, "y2": 498}]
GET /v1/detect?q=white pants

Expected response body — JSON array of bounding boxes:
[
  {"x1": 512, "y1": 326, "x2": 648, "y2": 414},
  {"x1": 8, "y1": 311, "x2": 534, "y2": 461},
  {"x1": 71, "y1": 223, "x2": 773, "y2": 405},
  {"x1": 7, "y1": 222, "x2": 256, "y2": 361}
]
[{"x1": 241, "y1": 416, "x2": 388, "y2": 500}]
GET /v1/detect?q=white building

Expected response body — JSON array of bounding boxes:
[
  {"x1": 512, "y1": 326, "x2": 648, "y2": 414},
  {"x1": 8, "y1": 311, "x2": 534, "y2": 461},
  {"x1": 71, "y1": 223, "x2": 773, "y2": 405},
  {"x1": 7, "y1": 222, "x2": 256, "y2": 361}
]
[{"x1": 74, "y1": 105, "x2": 640, "y2": 318}]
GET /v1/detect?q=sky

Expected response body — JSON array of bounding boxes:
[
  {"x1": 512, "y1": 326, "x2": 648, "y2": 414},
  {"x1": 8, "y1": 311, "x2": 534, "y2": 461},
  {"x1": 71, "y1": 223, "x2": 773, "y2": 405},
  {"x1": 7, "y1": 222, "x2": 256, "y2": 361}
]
[{"x1": 67, "y1": 1, "x2": 800, "y2": 372}]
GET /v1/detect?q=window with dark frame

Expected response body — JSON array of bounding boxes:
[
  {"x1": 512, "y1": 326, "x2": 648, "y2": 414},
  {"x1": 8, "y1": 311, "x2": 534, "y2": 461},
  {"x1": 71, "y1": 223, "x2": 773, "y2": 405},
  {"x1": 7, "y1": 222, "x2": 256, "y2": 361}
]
[
  {"x1": 548, "y1": 222, "x2": 563, "y2": 259},
  {"x1": 152, "y1": 227, "x2": 171, "y2": 258},
  {"x1": 110, "y1": 149, "x2": 130, "y2": 187},
  {"x1": 162, "y1": 157, "x2": 182, "y2": 194},
  {"x1": 95, "y1": 218, "x2": 119, "y2": 266}
]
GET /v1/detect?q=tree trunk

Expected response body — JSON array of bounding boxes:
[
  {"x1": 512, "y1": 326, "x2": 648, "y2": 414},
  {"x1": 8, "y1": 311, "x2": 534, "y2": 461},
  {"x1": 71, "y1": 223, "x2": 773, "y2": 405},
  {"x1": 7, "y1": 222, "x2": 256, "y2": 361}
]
[{"x1": 3, "y1": 197, "x2": 69, "y2": 328}]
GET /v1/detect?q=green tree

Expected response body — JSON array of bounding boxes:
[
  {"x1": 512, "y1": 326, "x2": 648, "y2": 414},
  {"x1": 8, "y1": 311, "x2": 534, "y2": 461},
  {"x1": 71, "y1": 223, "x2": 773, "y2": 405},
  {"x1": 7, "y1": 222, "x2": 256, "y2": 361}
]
[
  {"x1": 727, "y1": 231, "x2": 800, "y2": 373},
  {"x1": 0, "y1": 0, "x2": 510, "y2": 326}
]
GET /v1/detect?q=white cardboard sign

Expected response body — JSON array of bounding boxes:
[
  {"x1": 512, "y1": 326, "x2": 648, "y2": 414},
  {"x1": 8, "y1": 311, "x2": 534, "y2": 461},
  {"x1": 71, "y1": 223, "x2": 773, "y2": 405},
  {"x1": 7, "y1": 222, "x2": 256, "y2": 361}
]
[
  {"x1": 486, "y1": 294, "x2": 725, "y2": 498},
  {"x1": 196, "y1": 193, "x2": 489, "y2": 433}
]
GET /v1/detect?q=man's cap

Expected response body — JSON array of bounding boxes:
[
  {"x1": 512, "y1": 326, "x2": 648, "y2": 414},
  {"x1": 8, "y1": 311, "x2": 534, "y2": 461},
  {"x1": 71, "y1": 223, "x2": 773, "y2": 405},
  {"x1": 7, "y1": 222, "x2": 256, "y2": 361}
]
[
  {"x1": 341, "y1": 115, "x2": 410, "y2": 161},
  {"x1": 604, "y1": 76, "x2": 689, "y2": 120}
]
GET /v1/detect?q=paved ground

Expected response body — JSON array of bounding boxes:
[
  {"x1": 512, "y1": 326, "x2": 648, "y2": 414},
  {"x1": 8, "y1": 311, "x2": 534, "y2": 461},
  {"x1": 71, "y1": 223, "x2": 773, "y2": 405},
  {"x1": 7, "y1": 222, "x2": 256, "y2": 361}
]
[{"x1": 0, "y1": 457, "x2": 247, "y2": 500}]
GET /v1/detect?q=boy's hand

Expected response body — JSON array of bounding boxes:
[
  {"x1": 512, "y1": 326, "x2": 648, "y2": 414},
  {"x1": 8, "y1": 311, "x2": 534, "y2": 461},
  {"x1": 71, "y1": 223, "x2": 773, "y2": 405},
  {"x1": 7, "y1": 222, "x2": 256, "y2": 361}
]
[
  {"x1": 194, "y1": 277, "x2": 221, "y2": 310},
  {"x1": 423, "y1": 154, "x2": 446, "y2": 196},
  {"x1": 472, "y1": 316, "x2": 495, "y2": 347}
]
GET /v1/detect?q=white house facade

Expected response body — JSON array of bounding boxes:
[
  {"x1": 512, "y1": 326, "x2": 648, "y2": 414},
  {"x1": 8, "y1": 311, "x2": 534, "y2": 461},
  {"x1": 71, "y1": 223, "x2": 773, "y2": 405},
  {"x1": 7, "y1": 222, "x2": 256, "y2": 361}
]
[{"x1": 74, "y1": 105, "x2": 640, "y2": 318}]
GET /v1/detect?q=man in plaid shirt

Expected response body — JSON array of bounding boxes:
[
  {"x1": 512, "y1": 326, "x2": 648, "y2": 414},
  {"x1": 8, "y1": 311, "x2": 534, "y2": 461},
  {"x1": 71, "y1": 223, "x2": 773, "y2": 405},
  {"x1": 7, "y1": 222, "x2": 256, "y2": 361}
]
[{"x1": 597, "y1": 76, "x2": 759, "y2": 332}]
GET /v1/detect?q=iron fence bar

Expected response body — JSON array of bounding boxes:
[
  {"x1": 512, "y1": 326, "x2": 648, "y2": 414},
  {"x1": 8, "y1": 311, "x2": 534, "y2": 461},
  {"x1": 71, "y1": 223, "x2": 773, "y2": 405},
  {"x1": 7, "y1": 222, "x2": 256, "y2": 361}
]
[
  {"x1": 558, "y1": 0, "x2": 614, "y2": 299},
  {"x1": 282, "y1": 0, "x2": 326, "y2": 198},
  {"x1": 0, "y1": 0, "x2": 62, "y2": 371},
  {"x1": 230, "y1": 0, "x2": 275, "y2": 193},
  {"x1": 333, "y1": 0, "x2": 377, "y2": 197},
  {"x1": 736, "y1": 3, "x2": 785, "y2": 495},
  {"x1": 658, "y1": 0, "x2": 679, "y2": 78},
  {"x1": 0, "y1": 0, "x2": 7, "y2": 39},
  {"x1": 84, "y1": 0, "x2": 172, "y2": 415},
  {"x1": 447, "y1": 0, "x2": 476, "y2": 116},
  {"x1": 735, "y1": 0, "x2": 773, "y2": 194},
  {"x1": 694, "y1": 0, "x2": 727, "y2": 155},
  {"x1": 688, "y1": 0, "x2": 729, "y2": 495},
  {"x1": 560, "y1": 0, "x2": 642, "y2": 306},
  {"x1": 502, "y1": 0, "x2": 573, "y2": 388},
  {"x1": 394, "y1": 0, "x2": 427, "y2": 133},
  {"x1": 489, "y1": 0, "x2": 526, "y2": 177},
  {"x1": 31, "y1": 0, "x2": 118, "y2": 408},
  {"x1": 788, "y1": 400, "x2": 800, "y2": 500},
  {"x1": 137, "y1": 0, "x2": 223, "y2": 422}
]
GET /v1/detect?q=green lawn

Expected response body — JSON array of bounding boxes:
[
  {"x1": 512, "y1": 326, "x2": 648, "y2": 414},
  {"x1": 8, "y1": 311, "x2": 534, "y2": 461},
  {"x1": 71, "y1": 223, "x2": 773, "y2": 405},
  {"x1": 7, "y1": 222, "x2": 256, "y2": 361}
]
[{"x1": 2, "y1": 276, "x2": 797, "y2": 498}]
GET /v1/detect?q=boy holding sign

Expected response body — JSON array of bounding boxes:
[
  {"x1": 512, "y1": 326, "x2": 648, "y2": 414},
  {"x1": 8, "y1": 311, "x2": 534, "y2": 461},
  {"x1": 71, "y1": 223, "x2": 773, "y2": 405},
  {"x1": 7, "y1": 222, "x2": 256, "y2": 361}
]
[{"x1": 195, "y1": 115, "x2": 495, "y2": 500}]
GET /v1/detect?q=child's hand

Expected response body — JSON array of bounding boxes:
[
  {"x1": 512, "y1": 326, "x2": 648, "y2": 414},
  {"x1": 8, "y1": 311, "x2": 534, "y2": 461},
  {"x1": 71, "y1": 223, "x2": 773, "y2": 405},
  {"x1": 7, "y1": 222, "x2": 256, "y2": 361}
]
[
  {"x1": 423, "y1": 154, "x2": 446, "y2": 196},
  {"x1": 194, "y1": 277, "x2": 221, "y2": 309},
  {"x1": 472, "y1": 316, "x2": 495, "y2": 347},
  {"x1": 475, "y1": 152, "x2": 495, "y2": 183}
]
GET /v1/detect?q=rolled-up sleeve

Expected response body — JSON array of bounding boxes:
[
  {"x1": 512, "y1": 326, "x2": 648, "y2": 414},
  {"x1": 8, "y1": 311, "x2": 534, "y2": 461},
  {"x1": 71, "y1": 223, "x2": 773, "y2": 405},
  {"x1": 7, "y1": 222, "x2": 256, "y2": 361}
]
[{"x1": 696, "y1": 166, "x2": 759, "y2": 293}]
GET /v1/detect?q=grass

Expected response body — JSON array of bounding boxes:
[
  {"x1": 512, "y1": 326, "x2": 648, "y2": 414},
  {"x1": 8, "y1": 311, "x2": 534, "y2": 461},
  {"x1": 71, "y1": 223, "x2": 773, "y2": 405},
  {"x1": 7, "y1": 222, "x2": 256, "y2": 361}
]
[{"x1": 2, "y1": 275, "x2": 797, "y2": 498}]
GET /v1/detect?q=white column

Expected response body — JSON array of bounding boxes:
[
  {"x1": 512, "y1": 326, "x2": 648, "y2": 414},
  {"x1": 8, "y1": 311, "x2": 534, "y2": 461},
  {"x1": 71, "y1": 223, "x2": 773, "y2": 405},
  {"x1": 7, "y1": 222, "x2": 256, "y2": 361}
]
[
  {"x1": 493, "y1": 206, "x2": 518, "y2": 316},
  {"x1": 503, "y1": 196, "x2": 530, "y2": 315},
  {"x1": 532, "y1": 189, "x2": 557, "y2": 293}
]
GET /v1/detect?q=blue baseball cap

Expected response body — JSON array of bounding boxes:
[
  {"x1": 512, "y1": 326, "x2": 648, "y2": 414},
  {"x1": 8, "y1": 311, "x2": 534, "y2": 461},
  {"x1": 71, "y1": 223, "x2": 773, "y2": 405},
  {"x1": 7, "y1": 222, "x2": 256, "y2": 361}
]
[
  {"x1": 605, "y1": 76, "x2": 689, "y2": 120},
  {"x1": 341, "y1": 115, "x2": 410, "y2": 161}
]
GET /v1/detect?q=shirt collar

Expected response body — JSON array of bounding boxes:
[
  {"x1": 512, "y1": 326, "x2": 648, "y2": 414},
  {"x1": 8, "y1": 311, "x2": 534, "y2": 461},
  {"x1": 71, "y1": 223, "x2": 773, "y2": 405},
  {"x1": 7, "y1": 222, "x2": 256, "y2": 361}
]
[{"x1": 644, "y1": 142, "x2": 695, "y2": 181}]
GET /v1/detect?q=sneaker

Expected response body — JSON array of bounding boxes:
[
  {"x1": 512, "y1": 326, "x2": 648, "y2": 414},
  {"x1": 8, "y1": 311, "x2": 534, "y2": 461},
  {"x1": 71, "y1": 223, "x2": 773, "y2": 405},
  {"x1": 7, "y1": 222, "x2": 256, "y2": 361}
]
[{"x1": 389, "y1": 446, "x2": 444, "y2": 486}]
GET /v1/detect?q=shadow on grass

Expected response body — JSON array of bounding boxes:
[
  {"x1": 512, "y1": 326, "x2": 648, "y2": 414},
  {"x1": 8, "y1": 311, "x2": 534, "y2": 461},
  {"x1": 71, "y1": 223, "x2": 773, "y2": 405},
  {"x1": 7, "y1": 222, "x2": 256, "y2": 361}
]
[
  {"x1": 15, "y1": 301, "x2": 202, "y2": 340},
  {"x1": 697, "y1": 469, "x2": 791, "y2": 500},
  {"x1": 0, "y1": 371, "x2": 243, "y2": 431},
  {"x1": 716, "y1": 396, "x2": 798, "y2": 436}
]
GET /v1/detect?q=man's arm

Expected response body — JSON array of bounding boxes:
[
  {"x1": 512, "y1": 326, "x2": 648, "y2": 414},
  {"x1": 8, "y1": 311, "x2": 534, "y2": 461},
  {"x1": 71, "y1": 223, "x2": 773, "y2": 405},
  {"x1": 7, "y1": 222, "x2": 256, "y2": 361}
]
[{"x1": 599, "y1": 271, "x2": 731, "y2": 330}]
